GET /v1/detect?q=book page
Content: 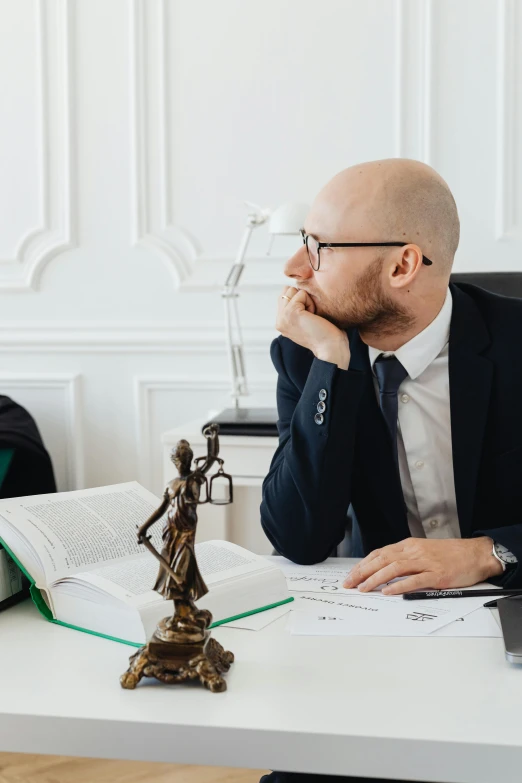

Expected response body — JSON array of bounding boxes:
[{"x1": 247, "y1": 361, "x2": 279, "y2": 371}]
[
  {"x1": 0, "y1": 482, "x2": 164, "y2": 584},
  {"x1": 60, "y1": 540, "x2": 275, "y2": 608},
  {"x1": 194, "y1": 540, "x2": 269, "y2": 584}
]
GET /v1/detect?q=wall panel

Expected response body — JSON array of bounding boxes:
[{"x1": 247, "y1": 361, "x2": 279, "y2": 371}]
[{"x1": 0, "y1": 0, "x2": 520, "y2": 513}]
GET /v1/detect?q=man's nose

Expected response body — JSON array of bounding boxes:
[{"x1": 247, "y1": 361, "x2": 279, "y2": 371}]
[{"x1": 284, "y1": 245, "x2": 313, "y2": 280}]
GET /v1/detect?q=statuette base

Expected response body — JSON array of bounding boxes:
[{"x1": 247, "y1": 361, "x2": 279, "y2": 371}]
[{"x1": 120, "y1": 631, "x2": 234, "y2": 692}]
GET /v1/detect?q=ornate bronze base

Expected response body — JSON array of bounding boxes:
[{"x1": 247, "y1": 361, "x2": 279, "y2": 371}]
[{"x1": 120, "y1": 631, "x2": 234, "y2": 692}]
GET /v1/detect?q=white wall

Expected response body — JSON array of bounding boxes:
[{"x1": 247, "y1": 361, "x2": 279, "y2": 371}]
[{"x1": 0, "y1": 0, "x2": 521, "y2": 495}]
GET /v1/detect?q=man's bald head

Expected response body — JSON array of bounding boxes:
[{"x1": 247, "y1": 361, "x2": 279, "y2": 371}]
[{"x1": 312, "y1": 158, "x2": 460, "y2": 275}]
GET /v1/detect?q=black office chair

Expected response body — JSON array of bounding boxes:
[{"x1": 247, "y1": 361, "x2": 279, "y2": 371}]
[{"x1": 450, "y1": 271, "x2": 522, "y2": 298}]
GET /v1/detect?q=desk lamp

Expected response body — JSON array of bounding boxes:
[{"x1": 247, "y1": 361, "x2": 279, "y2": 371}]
[{"x1": 205, "y1": 201, "x2": 308, "y2": 436}]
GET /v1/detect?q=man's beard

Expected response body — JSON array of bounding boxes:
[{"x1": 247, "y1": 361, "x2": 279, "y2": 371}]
[{"x1": 312, "y1": 255, "x2": 415, "y2": 338}]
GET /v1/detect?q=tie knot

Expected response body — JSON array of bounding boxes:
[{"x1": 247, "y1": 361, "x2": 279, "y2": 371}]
[{"x1": 374, "y1": 354, "x2": 409, "y2": 396}]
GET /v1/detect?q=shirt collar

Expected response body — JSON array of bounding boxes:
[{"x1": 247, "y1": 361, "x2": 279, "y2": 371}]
[{"x1": 367, "y1": 288, "x2": 453, "y2": 380}]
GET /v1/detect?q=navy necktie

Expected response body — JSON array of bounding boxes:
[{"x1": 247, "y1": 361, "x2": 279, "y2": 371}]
[{"x1": 373, "y1": 354, "x2": 409, "y2": 471}]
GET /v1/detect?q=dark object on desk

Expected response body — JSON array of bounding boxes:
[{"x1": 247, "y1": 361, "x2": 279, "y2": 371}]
[
  {"x1": 203, "y1": 407, "x2": 278, "y2": 436},
  {"x1": 403, "y1": 588, "x2": 522, "y2": 600},
  {"x1": 0, "y1": 580, "x2": 30, "y2": 611},
  {"x1": 0, "y1": 530, "x2": 31, "y2": 611},
  {"x1": 121, "y1": 424, "x2": 234, "y2": 692},
  {"x1": 498, "y1": 596, "x2": 522, "y2": 664}
]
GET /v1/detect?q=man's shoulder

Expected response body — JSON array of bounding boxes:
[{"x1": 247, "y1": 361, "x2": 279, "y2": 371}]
[
  {"x1": 451, "y1": 282, "x2": 522, "y2": 367},
  {"x1": 452, "y1": 281, "x2": 522, "y2": 328}
]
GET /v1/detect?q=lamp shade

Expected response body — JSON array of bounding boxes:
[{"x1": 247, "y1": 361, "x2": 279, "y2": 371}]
[{"x1": 268, "y1": 202, "x2": 309, "y2": 235}]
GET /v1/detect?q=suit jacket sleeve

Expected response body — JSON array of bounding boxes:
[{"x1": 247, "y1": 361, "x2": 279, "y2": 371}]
[{"x1": 260, "y1": 337, "x2": 366, "y2": 564}]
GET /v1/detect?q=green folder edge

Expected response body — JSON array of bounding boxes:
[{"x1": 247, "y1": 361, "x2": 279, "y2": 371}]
[{"x1": 0, "y1": 536, "x2": 294, "y2": 648}]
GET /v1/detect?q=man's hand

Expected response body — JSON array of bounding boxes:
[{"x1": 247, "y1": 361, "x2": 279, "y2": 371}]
[
  {"x1": 343, "y1": 536, "x2": 504, "y2": 595},
  {"x1": 277, "y1": 286, "x2": 351, "y2": 370}
]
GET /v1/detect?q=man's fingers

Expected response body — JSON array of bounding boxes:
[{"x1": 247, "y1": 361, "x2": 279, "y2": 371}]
[
  {"x1": 287, "y1": 288, "x2": 315, "y2": 310},
  {"x1": 296, "y1": 291, "x2": 318, "y2": 314},
  {"x1": 344, "y1": 544, "x2": 404, "y2": 587},
  {"x1": 382, "y1": 571, "x2": 440, "y2": 596},
  {"x1": 357, "y1": 559, "x2": 427, "y2": 593},
  {"x1": 278, "y1": 286, "x2": 316, "y2": 319},
  {"x1": 344, "y1": 552, "x2": 393, "y2": 587},
  {"x1": 280, "y1": 286, "x2": 298, "y2": 299}
]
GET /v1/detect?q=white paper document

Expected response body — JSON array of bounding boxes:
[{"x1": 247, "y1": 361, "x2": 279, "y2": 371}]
[
  {"x1": 289, "y1": 605, "x2": 502, "y2": 638},
  {"x1": 283, "y1": 562, "x2": 365, "y2": 596},
  {"x1": 433, "y1": 607, "x2": 502, "y2": 638},
  {"x1": 288, "y1": 591, "x2": 472, "y2": 635},
  {"x1": 225, "y1": 602, "x2": 292, "y2": 630},
  {"x1": 278, "y1": 559, "x2": 501, "y2": 636}
]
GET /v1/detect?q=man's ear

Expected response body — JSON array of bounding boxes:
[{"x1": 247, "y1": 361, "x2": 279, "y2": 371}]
[{"x1": 389, "y1": 246, "x2": 423, "y2": 289}]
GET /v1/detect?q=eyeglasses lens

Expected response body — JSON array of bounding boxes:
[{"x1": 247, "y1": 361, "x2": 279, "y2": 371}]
[{"x1": 305, "y1": 234, "x2": 319, "y2": 270}]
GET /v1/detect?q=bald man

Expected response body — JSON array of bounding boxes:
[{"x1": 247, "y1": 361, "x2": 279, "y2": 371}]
[{"x1": 260, "y1": 159, "x2": 522, "y2": 781}]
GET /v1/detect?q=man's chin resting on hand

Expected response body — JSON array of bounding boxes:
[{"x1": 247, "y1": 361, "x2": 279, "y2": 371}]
[{"x1": 342, "y1": 536, "x2": 504, "y2": 595}]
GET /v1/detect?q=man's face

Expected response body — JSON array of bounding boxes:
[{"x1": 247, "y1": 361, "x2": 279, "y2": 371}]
[{"x1": 284, "y1": 188, "x2": 413, "y2": 337}]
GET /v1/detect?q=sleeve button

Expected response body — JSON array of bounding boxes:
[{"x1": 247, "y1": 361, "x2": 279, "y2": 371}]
[
  {"x1": 317, "y1": 401, "x2": 326, "y2": 414},
  {"x1": 314, "y1": 413, "x2": 324, "y2": 425},
  {"x1": 319, "y1": 389, "x2": 327, "y2": 401}
]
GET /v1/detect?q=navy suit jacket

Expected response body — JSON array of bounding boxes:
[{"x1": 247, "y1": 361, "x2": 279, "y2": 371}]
[{"x1": 260, "y1": 282, "x2": 522, "y2": 587}]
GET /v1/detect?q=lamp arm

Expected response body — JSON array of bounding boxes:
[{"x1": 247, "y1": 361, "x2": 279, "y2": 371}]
[
  {"x1": 223, "y1": 291, "x2": 245, "y2": 408},
  {"x1": 222, "y1": 225, "x2": 252, "y2": 408},
  {"x1": 222, "y1": 205, "x2": 271, "y2": 409}
]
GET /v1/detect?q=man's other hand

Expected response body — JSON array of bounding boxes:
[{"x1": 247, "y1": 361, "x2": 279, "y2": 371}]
[
  {"x1": 343, "y1": 536, "x2": 504, "y2": 595},
  {"x1": 277, "y1": 286, "x2": 351, "y2": 370}
]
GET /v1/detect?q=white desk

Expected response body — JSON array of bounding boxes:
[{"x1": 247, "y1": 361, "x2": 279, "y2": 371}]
[
  {"x1": 1, "y1": 596, "x2": 521, "y2": 782},
  {"x1": 162, "y1": 419, "x2": 278, "y2": 554}
]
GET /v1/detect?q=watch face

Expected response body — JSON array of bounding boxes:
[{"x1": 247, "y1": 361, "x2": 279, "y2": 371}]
[{"x1": 495, "y1": 543, "x2": 518, "y2": 564}]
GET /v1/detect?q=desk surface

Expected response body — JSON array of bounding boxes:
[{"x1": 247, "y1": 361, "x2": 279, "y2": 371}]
[{"x1": 0, "y1": 596, "x2": 520, "y2": 782}]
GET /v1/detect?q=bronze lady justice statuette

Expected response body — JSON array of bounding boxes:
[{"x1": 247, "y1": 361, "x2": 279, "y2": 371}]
[{"x1": 120, "y1": 424, "x2": 235, "y2": 692}]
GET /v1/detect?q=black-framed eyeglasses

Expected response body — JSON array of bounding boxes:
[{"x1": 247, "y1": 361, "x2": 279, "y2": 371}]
[{"x1": 300, "y1": 229, "x2": 433, "y2": 272}]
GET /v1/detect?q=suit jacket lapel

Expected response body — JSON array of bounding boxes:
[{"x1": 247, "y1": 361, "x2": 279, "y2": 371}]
[
  {"x1": 349, "y1": 329, "x2": 410, "y2": 541},
  {"x1": 448, "y1": 284, "x2": 493, "y2": 538}
]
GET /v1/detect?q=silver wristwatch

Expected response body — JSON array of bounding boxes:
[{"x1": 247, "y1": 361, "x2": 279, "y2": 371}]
[{"x1": 492, "y1": 541, "x2": 518, "y2": 572}]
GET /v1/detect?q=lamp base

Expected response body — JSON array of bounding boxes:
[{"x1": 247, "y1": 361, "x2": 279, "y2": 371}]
[{"x1": 203, "y1": 407, "x2": 278, "y2": 437}]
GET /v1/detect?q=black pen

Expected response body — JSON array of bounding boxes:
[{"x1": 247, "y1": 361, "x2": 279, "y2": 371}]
[{"x1": 402, "y1": 588, "x2": 522, "y2": 600}]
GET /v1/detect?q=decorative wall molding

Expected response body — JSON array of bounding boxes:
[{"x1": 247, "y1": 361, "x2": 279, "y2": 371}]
[
  {"x1": 130, "y1": 0, "x2": 290, "y2": 291},
  {"x1": 130, "y1": 0, "x2": 199, "y2": 288},
  {"x1": 394, "y1": 0, "x2": 433, "y2": 163},
  {"x1": 0, "y1": 373, "x2": 84, "y2": 490},
  {"x1": 0, "y1": 321, "x2": 277, "y2": 353},
  {"x1": 495, "y1": 0, "x2": 519, "y2": 240},
  {"x1": 134, "y1": 375, "x2": 276, "y2": 489},
  {"x1": 0, "y1": 0, "x2": 75, "y2": 291}
]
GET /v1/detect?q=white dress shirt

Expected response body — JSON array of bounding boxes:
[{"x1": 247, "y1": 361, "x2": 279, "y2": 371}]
[{"x1": 367, "y1": 288, "x2": 460, "y2": 539}]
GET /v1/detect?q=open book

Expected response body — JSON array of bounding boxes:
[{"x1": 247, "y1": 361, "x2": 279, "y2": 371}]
[{"x1": 0, "y1": 482, "x2": 291, "y2": 646}]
